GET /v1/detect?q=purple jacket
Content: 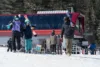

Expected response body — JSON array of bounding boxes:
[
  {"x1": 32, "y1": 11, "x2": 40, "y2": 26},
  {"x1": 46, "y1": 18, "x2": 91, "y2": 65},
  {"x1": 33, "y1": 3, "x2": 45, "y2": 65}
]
[{"x1": 12, "y1": 20, "x2": 21, "y2": 32}]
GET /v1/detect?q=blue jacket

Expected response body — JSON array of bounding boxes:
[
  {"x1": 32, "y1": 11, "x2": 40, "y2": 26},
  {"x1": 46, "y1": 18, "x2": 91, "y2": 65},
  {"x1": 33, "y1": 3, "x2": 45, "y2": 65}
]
[
  {"x1": 12, "y1": 20, "x2": 21, "y2": 32},
  {"x1": 89, "y1": 43, "x2": 96, "y2": 50}
]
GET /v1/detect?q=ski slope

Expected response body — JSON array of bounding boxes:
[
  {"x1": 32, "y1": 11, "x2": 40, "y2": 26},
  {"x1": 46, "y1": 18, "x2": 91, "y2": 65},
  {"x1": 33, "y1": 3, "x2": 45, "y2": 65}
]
[{"x1": 0, "y1": 47, "x2": 100, "y2": 67}]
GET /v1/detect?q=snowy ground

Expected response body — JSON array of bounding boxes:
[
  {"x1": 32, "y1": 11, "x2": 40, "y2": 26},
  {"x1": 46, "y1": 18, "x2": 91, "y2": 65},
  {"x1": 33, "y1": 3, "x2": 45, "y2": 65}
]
[{"x1": 0, "y1": 47, "x2": 100, "y2": 67}]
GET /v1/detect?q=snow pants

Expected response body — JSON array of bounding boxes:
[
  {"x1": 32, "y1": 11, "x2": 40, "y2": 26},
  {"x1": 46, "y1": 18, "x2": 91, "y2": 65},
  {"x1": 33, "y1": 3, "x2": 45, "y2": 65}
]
[
  {"x1": 12, "y1": 31, "x2": 21, "y2": 51},
  {"x1": 25, "y1": 38, "x2": 32, "y2": 52}
]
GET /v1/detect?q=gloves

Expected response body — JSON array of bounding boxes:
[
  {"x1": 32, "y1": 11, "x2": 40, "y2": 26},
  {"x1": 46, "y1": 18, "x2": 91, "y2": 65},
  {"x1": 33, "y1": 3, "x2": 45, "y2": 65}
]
[
  {"x1": 34, "y1": 34, "x2": 37, "y2": 37},
  {"x1": 6, "y1": 25, "x2": 11, "y2": 29}
]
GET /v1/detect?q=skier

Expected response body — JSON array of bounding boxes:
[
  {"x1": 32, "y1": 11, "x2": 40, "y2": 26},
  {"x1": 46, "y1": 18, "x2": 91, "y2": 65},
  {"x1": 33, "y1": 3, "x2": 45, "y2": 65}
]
[
  {"x1": 12, "y1": 16, "x2": 22, "y2": 52},
  {"x1": 23, "y1": 22, "x2": 33, "y2": 53},
  {"x1": 6, "y1": 14, "x2": 24, "y2": 52},
  {"x1": 23, "y1": 15, "x2": 37, "y2": 53}
]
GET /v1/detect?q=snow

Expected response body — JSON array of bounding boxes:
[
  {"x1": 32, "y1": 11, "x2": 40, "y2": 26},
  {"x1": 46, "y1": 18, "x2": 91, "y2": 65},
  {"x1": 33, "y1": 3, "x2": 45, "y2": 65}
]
[{"x1": 0, "y1": 47, "x2": 100, "y2": 67}]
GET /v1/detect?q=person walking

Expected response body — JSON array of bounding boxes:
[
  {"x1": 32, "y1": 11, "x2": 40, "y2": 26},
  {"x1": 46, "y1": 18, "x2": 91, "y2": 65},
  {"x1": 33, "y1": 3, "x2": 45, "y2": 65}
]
[{"x1": 61, "y1": 17, "x2": 75, "y2": 56}]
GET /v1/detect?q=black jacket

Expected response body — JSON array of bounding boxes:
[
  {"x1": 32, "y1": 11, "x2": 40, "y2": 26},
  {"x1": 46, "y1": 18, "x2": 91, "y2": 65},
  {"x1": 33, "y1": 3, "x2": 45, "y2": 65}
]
[
  {"x1": 24, "y1": 25, "x2": 32, "y2": 39},
  {"x1": 61, "y1": 22, "x2": 75, "y2": 39}
]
